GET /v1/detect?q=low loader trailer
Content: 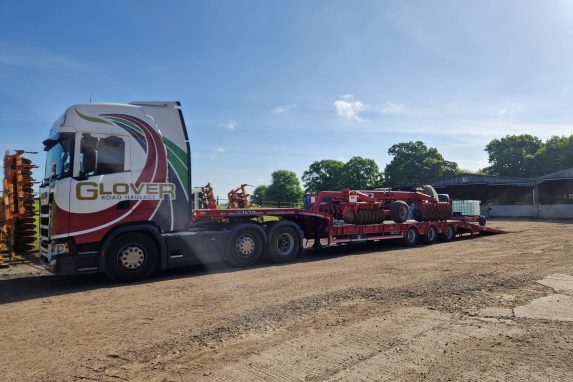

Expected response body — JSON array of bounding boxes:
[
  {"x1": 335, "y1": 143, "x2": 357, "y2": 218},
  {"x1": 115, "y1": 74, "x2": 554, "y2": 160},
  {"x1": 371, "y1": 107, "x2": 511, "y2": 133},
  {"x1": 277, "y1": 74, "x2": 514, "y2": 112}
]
[{"x1": 39, "y1": 101, "x2": 503, "y2": 282}]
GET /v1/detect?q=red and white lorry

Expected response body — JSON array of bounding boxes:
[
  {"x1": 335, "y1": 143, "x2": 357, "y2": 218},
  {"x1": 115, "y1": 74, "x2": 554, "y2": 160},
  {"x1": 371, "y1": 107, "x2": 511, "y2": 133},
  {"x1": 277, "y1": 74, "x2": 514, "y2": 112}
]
[{"x1": 40, "y1": 101, "x2": 501, "y2": 282}]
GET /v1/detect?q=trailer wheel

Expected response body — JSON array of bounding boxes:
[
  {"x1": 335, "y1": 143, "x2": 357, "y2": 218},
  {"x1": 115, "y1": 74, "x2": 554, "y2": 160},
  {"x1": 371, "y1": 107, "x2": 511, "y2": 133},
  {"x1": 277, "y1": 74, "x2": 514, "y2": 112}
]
[
  {"x1": 422, "y1": 226, "x2": 438, "y2": 244},
  {"x1": 268, "y1": 222, "x2": 302, "y2": 263},
  {"x1": 390, "y1": 201, "x2": 409, "y2": 223},
  {"x1": 402, "y1": 227, "x2": 419, "y2": 247},
  {"x1": 479, "y1": 216, "x2": 487, "y2": 226},
  {"x1": 226, "y1": 224, "x2": 265, "y2": 267},
  {"x1": 441, "y1": 224, "x2": 456, "y2": 242},
  {"x1": 104, "y1": 232, "x2": 158, "y2": 283}
]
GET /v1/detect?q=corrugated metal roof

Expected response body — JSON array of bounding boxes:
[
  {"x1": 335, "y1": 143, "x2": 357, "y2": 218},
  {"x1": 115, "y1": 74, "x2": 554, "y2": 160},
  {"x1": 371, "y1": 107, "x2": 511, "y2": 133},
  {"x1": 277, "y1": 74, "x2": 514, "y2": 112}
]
[
  {"x1": 432, "y1": 174, "x2": 533, "y2": 187},
  {"x1": 536, "y1": 167, "x2": 573, "y2": 181},
  {"x1": 432, "y1": 167, "x2": 573, "y2": 187}
]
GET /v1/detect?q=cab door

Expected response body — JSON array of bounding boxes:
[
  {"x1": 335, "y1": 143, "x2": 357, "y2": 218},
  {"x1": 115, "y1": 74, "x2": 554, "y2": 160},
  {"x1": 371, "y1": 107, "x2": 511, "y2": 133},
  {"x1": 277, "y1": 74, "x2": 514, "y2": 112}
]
[
  {"x1": 69, "y1": 133, "x2": 132, "y2": 243},
  {"x1": 44, "y1": 134, "x2": 74, "y2": 243}
]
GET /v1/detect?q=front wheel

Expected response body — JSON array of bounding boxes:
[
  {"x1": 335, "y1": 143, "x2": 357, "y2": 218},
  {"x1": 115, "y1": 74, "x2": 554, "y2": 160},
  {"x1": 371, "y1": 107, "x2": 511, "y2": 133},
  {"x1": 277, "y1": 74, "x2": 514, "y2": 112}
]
[{"x1": 105, "y1": 232, "x2": 158, "y2": 283}]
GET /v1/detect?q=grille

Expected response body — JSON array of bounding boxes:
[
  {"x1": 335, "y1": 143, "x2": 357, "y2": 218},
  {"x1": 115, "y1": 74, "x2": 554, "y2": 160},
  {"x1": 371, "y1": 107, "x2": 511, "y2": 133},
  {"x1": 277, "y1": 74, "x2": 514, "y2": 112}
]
[{"x1": 40, "y1": 201, "x2": 50, "y2": 243}]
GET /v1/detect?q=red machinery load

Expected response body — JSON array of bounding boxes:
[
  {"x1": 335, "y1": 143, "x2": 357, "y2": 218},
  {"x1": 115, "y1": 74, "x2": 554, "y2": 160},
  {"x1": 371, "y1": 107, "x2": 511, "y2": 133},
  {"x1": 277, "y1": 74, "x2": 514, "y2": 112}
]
[
  {"x1": 192, "y1": 185, "x2": 504, "y2": 251},
  {"x1": 306, "y1": 186, "x2": 452, "y2": 225}
]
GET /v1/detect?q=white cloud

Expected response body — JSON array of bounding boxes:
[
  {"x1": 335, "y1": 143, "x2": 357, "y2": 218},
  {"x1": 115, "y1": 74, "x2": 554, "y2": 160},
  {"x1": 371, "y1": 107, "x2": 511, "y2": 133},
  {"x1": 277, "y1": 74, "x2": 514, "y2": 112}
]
[
  {"x1": 216, "y1": 147, "x2": 225, "y2": 153},
  {"x1": 333, "y1": 94, "x2": 367, "y2": 121},
  {"x1": 381, "y1": 102, "x2": 405, "y2": 114},
  {"x1": 498, "y1": 108, "x2": 507, "y2": 115},
  {"x1": 222, "y1": 120, "x2": 236, "y2": 131},
  {"x1": 339, "y1": 94, "x2": 356, "y2": 101},
  {"x1": 272, "y1": 104, "x2": 298, "y2": 114}
]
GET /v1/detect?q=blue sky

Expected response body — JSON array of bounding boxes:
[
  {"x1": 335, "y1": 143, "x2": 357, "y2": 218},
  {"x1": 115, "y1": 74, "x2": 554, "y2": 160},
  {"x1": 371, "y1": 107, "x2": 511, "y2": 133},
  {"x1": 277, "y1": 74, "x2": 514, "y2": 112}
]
[{"x1": 2, "y1": 0, "x2": 573, "y2": 198}]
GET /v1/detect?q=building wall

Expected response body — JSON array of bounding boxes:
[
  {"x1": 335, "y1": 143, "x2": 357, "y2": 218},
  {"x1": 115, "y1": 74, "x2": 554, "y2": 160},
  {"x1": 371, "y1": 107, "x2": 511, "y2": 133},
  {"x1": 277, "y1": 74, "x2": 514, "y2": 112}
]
[
  {"x1": 538, "y1": 205, "x2": 573, "y2": 218},
  {"x1": 481, "y1": 204, "x2": 573, "y2": 218},
  {"x1": 481, "y1": 205, "x2": 537, "y2": 217}
]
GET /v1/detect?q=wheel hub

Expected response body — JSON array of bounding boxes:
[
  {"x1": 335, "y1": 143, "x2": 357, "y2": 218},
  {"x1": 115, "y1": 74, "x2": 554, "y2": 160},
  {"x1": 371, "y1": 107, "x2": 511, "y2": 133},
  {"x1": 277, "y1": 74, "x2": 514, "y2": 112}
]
[
  {"x1": 447, "y1": 226, "x2": 454, "y2": 239},
  {"x1": 235, "y1": 234, "x2": 256, "y2": 256},
  {"x1": 277, "y1": 233, "x2": 294, "y2": 255},
  {"x1": 118, "y1": 244, "x2": 146, "y2": 271},
  {"x1": 428, "y1": 228, "x2": 436, "y2": 241},
  {"x1": 407, "y1": 229, "x2": 416, "y2": 241}
]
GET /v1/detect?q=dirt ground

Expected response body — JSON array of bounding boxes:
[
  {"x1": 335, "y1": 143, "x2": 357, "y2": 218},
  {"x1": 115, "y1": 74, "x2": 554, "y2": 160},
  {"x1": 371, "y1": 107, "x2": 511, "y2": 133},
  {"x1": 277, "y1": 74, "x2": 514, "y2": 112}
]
[{"x1": 1, "y1": 220, "x2": 572, "y2": 382}]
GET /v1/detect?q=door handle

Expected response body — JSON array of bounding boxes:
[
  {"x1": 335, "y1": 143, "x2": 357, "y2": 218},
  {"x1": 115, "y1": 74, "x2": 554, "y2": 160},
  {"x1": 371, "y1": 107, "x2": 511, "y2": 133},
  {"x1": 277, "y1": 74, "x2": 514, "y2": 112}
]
[{"x1": 116, "y1": 200, "x2": 131, "y2": 210}]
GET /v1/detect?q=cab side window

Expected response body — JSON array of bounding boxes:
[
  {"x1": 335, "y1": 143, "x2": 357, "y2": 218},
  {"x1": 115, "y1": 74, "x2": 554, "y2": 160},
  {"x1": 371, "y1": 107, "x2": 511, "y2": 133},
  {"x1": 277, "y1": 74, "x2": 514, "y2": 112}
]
[{"x1": 80, "y1": 135, "x2": 126, "y2": 176}]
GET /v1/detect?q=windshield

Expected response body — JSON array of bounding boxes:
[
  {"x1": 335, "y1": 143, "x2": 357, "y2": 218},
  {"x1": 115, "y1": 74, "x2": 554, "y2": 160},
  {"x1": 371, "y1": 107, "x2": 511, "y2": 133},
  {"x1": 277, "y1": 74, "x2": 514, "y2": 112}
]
[{"x1": 44, "y1": 134, "x2": 74, "y2": 182}]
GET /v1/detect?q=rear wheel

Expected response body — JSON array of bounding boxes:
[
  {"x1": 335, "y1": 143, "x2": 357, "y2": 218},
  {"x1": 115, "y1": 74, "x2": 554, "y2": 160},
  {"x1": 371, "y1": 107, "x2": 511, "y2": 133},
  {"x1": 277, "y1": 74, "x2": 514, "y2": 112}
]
[
  {"x1": 440, "y1": 224, "x2": 456, "y2": 242},
  {"x1": 402, "y1": 227, "x2": 419, "y2": 247},
  {"x1": 390, "y1": 201, "x2": 409, "y2": 223},
  {"x1": 422, "y1": 226, "x2": 438, "y2": 244},
  {"x1": 105, "y1": 232, "x2": 158, "y2": 283},
  {"x1": 226, "y1": 224, "x2": 265, "y2": 267},
  {"x1": 268, "y1": 222, "x2": 302, "y2": 263}
]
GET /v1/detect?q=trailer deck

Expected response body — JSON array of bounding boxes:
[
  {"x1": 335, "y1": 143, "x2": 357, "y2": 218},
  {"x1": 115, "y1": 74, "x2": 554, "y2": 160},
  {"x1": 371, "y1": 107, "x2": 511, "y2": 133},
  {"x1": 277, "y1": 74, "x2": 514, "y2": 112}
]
[{"x1": 192, "y1": 208, "x2": 505, "y2": 248}]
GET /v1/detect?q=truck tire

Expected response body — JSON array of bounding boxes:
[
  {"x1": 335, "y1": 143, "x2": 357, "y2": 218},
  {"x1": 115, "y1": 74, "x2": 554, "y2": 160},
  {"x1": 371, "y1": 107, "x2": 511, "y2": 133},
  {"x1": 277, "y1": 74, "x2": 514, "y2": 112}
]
[
  {"x1": 268, "y1": 222, "x2": 303, "y2": 263},
  {"x1": 104, "y1": 232, "x2": 158, "y2": 283},
  {"x1": 402, "y1": 227, "x2": 419, "y2": 247},
  {"x1": 422, "y1": 225, "x2": 438, "y2": 244},
  {"x1": 440, "y1": 224, "x2": 456, "y2": 242},
  {"x1": 390, "y1": 201, "x2": 409, "y2": 223},
  {"x1": 226, "y1": 224, "x2": 266, "y2": 267},
  {"x1": 479, "y1": 215, "x2": 487, "y2": 226}
]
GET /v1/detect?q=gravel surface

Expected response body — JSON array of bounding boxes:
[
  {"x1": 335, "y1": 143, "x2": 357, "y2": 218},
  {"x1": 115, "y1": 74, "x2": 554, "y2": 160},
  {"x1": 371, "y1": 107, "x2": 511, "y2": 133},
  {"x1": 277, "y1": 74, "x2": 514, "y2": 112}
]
[{"x1": 1, "y1": 219, "x2": 572, "y2": 381}]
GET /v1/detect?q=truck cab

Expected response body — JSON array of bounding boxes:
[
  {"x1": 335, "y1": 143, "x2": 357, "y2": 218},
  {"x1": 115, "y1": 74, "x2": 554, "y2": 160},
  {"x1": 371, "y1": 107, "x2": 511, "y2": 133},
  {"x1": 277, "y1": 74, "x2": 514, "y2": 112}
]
[{"x1": 40, "y1": 101, "x2": 192, "y2": 279}]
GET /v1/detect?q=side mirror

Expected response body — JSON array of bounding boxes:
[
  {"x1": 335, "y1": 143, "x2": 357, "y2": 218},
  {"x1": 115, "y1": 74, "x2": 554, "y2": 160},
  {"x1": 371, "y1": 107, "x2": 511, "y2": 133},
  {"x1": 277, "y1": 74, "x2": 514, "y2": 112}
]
[{"x1": 74, "y1": 173, "x2": 89, "y2": 181}]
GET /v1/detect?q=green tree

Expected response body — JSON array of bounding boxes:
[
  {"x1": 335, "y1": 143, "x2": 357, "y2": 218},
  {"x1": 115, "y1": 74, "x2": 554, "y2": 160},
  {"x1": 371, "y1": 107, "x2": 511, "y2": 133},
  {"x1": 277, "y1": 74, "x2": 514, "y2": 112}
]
[
  {"x1": 483, "y1": 134, "x2": 542, "y2": 177},
  {"x1": 302, "y1": 159, "x2": 345, "y2": 192},
  {"x1": 266, "y1": 170, "x2": 304, "y2": 206},
  {"x1": 251, "y1": 185, "x2": 268, "y2": 206},
  {"x1": 384, "y1": 141, "x2": 459, "y2": 186},
  {"x1": 526, "y1": 135, "x2": 573, "y2": 176},
  {"x1": 341, "y1": 156, "x2": 383, "y2": 189}
]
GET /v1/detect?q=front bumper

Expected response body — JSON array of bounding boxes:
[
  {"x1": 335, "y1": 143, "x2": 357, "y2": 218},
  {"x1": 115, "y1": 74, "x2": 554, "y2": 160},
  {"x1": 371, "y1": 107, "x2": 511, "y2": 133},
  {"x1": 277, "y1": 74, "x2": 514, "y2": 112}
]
[{"x1": 41, "y1": 240, "x2": 101, "y2": 275}]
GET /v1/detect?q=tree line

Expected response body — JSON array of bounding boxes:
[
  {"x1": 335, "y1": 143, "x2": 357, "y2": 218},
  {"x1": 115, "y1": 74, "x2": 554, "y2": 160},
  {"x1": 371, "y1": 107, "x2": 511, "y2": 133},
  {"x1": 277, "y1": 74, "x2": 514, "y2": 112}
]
[
  {"x1": 483, "y1": 134, "x2": 573, "y2": 178},
  {"x1": 252, "y1": 134, "x2": 573, "y2": 205}
]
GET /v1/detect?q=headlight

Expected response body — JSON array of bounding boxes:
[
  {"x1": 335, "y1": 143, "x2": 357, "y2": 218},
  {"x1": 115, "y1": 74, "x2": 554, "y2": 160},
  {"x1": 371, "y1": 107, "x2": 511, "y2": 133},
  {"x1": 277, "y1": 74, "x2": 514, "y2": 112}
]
[{"x1": 51, "y1": 243, "x2": 69, "y2": 255}]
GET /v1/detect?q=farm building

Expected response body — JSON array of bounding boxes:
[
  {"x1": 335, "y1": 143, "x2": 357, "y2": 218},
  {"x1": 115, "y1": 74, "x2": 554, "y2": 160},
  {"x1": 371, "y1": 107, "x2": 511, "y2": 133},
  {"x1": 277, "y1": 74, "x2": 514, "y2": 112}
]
[{"x1": 432, "y1": 168, "x2": 573, "y2": 218}]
